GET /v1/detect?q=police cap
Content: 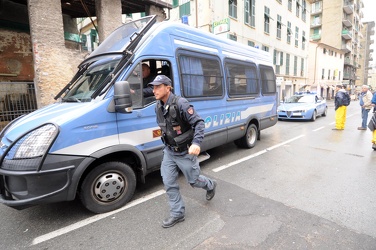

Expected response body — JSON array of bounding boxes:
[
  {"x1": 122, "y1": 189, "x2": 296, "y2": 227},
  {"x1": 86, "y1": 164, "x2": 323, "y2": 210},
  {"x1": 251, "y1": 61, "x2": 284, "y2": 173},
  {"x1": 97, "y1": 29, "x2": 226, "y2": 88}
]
[{"x1": 148, "y1": 75, "x2": 172, "y2": 86}]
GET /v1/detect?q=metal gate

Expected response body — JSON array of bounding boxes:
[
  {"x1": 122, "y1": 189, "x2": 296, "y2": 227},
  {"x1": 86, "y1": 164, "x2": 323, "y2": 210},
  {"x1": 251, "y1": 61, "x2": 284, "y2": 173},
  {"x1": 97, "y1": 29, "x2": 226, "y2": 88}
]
[{"x1": 0, "y1": 82, "x2": 37, "y2": 131}]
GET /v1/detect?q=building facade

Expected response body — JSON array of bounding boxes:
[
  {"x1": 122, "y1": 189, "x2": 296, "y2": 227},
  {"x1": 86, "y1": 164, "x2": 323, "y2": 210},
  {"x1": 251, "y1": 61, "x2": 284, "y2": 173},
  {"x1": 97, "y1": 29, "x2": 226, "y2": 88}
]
[
  {"x1": 359, "y1": 21, "x2": 375, "y2": 89},
  {"x1": 309, "y1": 0, "x2": 365, "y2": 95}
]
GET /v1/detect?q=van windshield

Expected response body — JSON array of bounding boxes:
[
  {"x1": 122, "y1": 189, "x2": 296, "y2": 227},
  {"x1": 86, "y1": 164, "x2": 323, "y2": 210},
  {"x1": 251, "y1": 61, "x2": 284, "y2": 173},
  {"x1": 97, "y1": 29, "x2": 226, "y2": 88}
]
[
  {"x1": 62, "y1": 57, "x2": 121, "y2": 102},
  {"x1": 87, "y1": 16, "x2": 155, "y2": 58}
]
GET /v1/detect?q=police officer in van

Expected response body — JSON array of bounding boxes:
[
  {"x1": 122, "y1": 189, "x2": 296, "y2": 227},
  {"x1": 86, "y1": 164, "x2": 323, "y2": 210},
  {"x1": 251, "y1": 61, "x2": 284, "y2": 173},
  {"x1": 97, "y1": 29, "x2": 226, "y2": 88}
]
[{"x1": 148, "y1": 75, "x2": 217, "y2": 228}]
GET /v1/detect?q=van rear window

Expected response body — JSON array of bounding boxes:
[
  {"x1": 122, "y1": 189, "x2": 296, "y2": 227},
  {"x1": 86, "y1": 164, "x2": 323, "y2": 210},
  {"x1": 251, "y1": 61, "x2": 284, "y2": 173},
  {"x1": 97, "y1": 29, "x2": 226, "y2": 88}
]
[{"x1": 259, "y1": 65, "x2": 276, "y2": 95}]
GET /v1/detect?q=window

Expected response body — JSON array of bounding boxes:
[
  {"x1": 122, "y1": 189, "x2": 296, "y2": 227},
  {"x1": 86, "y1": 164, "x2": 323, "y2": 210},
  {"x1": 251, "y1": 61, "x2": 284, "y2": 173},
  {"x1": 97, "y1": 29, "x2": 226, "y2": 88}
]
[
  {"x1": 179, "y1": 1, "x2": 190, "y2": 18},
  {"x1": 126, "y1": 59, "x2": 173, "y2": 108},
  {"x1": 293, "y1": 56, "x2": 297, "y2": 76},
  {"x1": 262, "y1": 45, "x2": 269, "y2": 52},
  {"x1": 260, "y1": 66, "x2": 276, "y2": 94},
  {"x1": 288, "y1": 0, "x2": 292, "y2": 11},
  {"x1": 322, "y1": 69, "x2": 325, "y2": 79},
  {"x1": 301, "y1": 58, "x2": 304, "y2": 77},
  {"x1": 328, "y1": 69, "x2": 331, "y2": 80},
  {"x1": 296, "y1": 0, "x2": 300, "y2": 17},
  {"x1": 178, "y1": 52, "x2": 223, "y2": 98},
  {"x1": 264, "y1": 6, "x2": 272, "y2": 34},
  {"x1": 302, "y1": 31, "x2": 306, "y2": 50},
  {"x1": 286, "y1": 53, "x2": 290, "y2": 75},
  {"x1": 274, "y1": 50, "x2": 284, "y2": 75},
  {"x1": 229, "y1": 0, "x2": 237, "y2": 18},
  {"x1": 274, "y1": 50, "x2": 279, "y2": 74},
  {"x1": 295, "y1": 26, "x2": 299, "y2": 47},
  {"x1": 229, "y1": 34, "x2": 237, "y2": 41},
  {"x1": 226, "y1": 60, "x2": 259, "y2": 96},
  {"x1": 302, "y1": 0, "x2": 307, "y2": 22},
  {"x1": 280, "y1": 52, "x2": 284, "y2": 67},
  {"x1": 287, "y1": 21, "x2": 292, "y2": 44},
  {"x1": 245, "y1": 0, "x2": 255, "y2": 27},
  {"x1": 277, "y1": 15, "x2": 282, "y2": 39},
  {"x1": 248, "y1": 41, "x2": 255, "y2": 47},
  {"x1": 172, "y1": 0, "x2": 179, "y2": 8}
]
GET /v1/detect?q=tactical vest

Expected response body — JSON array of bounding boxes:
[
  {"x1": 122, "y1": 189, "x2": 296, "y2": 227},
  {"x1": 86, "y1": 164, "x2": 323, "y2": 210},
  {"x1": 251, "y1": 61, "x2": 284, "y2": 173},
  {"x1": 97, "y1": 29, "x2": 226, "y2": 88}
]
[{"x1": 156, "y1": 95, "x2": 193, "y2": 151}]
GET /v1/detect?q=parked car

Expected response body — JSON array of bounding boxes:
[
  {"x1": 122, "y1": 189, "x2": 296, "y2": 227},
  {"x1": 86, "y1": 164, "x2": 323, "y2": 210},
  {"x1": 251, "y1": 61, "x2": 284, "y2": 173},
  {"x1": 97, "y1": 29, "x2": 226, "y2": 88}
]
[{"x1": 277, "y1": 93, "x2": 327, "y2": 121}]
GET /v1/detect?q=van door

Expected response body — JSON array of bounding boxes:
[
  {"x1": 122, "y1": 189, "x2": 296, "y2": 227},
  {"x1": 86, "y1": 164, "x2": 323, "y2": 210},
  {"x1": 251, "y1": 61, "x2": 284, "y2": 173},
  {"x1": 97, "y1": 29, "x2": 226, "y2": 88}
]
[{"x1": 116, "y1": 59, "x2": 172, "y2": 172}]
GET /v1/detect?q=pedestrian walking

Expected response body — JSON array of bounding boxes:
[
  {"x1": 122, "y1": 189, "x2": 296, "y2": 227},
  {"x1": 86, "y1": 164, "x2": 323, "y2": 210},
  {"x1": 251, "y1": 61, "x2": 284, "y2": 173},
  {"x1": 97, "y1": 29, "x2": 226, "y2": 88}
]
[
  {"x1": 149, "y1": 75, "x2": 217, "y2": 228},
  {"x1": 358, "y1": 85, "x2": 373, "y2": 130},
  {"x1": 333, "y1": 85, "x2": 350, "y2": 130},
  {"x1": 368, "y1": 91, "x2": 376, "y2": 150}
]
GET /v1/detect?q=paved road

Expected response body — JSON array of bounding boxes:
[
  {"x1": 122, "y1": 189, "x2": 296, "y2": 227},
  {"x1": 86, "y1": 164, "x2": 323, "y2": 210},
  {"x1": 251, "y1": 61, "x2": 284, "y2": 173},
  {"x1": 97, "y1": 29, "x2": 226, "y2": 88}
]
[{"x1": 1, "y1": 99, "x2": 376, "y2": 249}]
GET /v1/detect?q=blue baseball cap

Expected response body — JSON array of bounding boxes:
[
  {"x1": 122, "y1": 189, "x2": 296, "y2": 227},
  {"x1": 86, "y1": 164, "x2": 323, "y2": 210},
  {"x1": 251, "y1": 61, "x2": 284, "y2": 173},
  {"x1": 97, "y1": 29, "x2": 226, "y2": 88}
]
[{"x1": 148, "y1": 75, "x2": 172, "y2": 86}]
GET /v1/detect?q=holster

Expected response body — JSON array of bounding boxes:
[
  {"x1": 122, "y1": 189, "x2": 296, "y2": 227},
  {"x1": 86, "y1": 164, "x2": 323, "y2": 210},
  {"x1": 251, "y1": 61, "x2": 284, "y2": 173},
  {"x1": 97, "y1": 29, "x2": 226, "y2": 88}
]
[{"x1": 173, "y1": 129, "x2": 194, "y2": 151}]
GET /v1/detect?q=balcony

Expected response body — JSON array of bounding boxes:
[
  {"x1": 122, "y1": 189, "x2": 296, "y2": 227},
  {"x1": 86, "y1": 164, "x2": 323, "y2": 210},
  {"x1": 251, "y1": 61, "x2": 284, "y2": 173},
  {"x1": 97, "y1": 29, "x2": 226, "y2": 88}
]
[
  {"x1": 311, "y1": 20, "x2": 322, "y2": 28},
  {"x1": 344, "y1": 57, "x2": 353, "y2": 65},
  {"x1": 341, "y1": 42, "x2": 352, "y2": 53},
  {"x1": 342, "y1": 16, "x2": 352, "y2": 27},
  {"x1": 342, "y1": 29, "x2": 352, "y2": 40},
  {"x1": 311, "y1": 33, "x2": 321, "y2": 41},
  {"x1": 343, "y1": 1, "x2": 354, "y2": 14},
  {"x1": 311, "y1": 7, "x2": 322, "y2": 15}
]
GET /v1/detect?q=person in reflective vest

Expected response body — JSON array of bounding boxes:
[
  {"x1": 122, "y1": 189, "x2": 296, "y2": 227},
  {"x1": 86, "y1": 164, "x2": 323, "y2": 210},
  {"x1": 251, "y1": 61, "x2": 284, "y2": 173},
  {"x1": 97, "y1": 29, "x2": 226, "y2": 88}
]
[{"x1": 149, "y1": 75, "x2": 217, "y2": 228}]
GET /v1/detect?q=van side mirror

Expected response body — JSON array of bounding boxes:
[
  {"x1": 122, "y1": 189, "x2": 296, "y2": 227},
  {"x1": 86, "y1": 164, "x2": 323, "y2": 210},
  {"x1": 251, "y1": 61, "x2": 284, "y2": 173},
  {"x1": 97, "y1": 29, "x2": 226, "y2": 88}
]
[{"x1": 114, "y1": 81, "x2": 132, "y2": 113}]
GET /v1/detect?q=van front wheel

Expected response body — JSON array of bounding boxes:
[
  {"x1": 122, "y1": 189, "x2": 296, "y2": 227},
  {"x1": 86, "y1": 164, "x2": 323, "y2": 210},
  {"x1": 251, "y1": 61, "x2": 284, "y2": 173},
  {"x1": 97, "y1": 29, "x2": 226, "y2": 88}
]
[
  {"x1": 80, "y1": 161, "x2": 136, "y2": 213},
  {"x1": 234, "y1": 124, "x2": 258, "y2": 148}
]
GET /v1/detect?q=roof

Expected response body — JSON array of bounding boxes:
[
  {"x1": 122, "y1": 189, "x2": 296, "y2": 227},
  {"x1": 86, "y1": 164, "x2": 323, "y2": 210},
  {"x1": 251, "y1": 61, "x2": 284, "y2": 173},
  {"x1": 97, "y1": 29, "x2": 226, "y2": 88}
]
[{"x1": 8, "y1": 0, "x2": 172, "y2": 18}]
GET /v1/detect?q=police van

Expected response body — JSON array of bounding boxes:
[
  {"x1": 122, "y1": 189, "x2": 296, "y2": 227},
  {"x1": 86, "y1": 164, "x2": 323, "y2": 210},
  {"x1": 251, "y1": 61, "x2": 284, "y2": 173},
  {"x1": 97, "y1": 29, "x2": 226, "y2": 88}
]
[{"x1": 0, "y1": 16, "x2": 277, "y2": 213}]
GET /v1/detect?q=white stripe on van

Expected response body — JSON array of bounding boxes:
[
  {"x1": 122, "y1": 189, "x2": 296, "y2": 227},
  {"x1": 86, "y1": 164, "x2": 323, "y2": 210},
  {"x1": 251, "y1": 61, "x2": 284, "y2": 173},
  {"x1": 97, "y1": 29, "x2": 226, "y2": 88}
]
[
  {"x1": 52, "y1": 127, "x2": 161, "y2": 155},
  {"x1": 174, "y1": 39, "x2": 218, "y2": 53},
  {"x1": 240, "y1": 103, "x2": 274, "y2": 119}
]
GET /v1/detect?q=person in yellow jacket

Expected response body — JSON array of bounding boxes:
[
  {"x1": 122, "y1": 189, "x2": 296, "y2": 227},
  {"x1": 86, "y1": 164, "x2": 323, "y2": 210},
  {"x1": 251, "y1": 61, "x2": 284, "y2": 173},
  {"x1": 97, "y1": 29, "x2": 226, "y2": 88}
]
[{"x1": 333, "y1": 85, "x2": 351, "y2": 130}]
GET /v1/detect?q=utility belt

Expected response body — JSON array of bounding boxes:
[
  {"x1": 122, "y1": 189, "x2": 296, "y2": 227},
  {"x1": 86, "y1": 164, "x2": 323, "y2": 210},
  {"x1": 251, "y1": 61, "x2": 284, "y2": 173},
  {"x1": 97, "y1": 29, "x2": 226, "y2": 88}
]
[
  {"x1": 161, "y1": 129, "x2": 194, "y2": 152},
  {"x1": 166, "y1": 143, "x2": 190, "y2": 152}
]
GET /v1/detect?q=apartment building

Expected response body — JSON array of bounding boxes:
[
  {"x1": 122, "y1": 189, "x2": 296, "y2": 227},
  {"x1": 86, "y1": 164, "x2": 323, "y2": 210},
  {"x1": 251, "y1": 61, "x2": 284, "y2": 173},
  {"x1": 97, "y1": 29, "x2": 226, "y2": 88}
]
[
  {"x1": 358, "y1": 21, "x2": 375, "y2": 89},
  {"x1": 169, "y1": 0, "x2": 313, "y2": 100},
  {"x1": 309, "y1": 0, "x2": 365, "y2": 97}
]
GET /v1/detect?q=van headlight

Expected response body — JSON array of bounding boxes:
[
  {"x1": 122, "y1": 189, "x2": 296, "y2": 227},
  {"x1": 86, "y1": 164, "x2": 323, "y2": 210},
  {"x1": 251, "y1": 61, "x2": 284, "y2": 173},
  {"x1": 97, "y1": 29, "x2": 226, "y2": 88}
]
[{"x1": 9, "y1": 124, "x2": 58, "y2": 159}]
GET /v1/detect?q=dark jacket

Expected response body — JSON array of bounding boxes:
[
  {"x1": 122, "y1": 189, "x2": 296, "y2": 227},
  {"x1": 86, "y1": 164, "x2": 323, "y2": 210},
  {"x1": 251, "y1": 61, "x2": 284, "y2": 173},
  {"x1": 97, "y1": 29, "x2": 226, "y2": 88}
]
[
  {"x1": 156, "y1": 92, "x2": 204, "y2": 153},
  {"x1": 334, "y1": 89, "x2": 350, "y2": 110}
]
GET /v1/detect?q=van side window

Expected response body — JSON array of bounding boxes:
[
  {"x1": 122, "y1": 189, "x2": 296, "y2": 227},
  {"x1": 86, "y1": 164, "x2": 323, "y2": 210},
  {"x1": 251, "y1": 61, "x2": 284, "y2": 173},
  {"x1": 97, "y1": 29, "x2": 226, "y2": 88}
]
[
  {"x1": 178, "y1": 53, "x2": 223, "y2": 98},
  {"x1": 259, "y1": 65, "x2": 276, "y2": 94},
  {"x1": 225, "y1": 61, "x2": 259, "y2": 97},
  {"x1": 126, "y1": 59, "x2": 171, "y2": 108}
]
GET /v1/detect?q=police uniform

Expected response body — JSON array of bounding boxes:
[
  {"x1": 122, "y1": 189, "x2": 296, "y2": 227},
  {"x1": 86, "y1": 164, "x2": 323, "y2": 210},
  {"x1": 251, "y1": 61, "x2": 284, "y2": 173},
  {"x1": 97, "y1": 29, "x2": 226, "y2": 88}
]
[{"x1": 150, "y1": 75, "x2": 216, "y2": 221}]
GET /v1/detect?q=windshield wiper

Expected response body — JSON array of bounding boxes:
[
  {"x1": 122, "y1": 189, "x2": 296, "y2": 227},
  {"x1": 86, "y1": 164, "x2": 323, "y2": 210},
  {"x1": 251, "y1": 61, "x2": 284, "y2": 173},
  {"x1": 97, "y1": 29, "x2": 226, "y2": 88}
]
[{"x1": 62, "y1": 97, "x2": 81, "y2": 103}]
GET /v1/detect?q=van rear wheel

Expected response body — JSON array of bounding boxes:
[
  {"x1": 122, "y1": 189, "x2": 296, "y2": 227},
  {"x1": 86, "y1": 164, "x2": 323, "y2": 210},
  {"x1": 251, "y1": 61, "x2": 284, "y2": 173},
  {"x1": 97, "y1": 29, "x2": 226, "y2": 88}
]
[
  {"x1": 80, "y1": 161, "x2": 136, "y2": 213},
  {"x1": 234, "y1": 124, "x2": 258, "y2": 148}
]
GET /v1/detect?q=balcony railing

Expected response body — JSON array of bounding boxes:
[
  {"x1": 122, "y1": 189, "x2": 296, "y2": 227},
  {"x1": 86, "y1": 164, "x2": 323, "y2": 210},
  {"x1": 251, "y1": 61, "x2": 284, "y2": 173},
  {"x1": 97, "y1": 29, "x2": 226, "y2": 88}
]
[
  {"x1": 343, "y1": 1, "x2": 354, "y2": 14},
  {"x1": 311, "y1": 33, "x2": 321, "y2": 40},
  {"x1": 342, "y1": 29, "x2": 352, "y2": 39}
]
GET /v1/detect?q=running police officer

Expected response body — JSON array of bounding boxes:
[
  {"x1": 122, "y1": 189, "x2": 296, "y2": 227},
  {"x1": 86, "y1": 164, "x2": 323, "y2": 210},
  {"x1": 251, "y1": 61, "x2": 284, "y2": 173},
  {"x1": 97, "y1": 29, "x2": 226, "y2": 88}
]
[{"x1": 148, "y1": 75, "x2": 217, "y2": 228}]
